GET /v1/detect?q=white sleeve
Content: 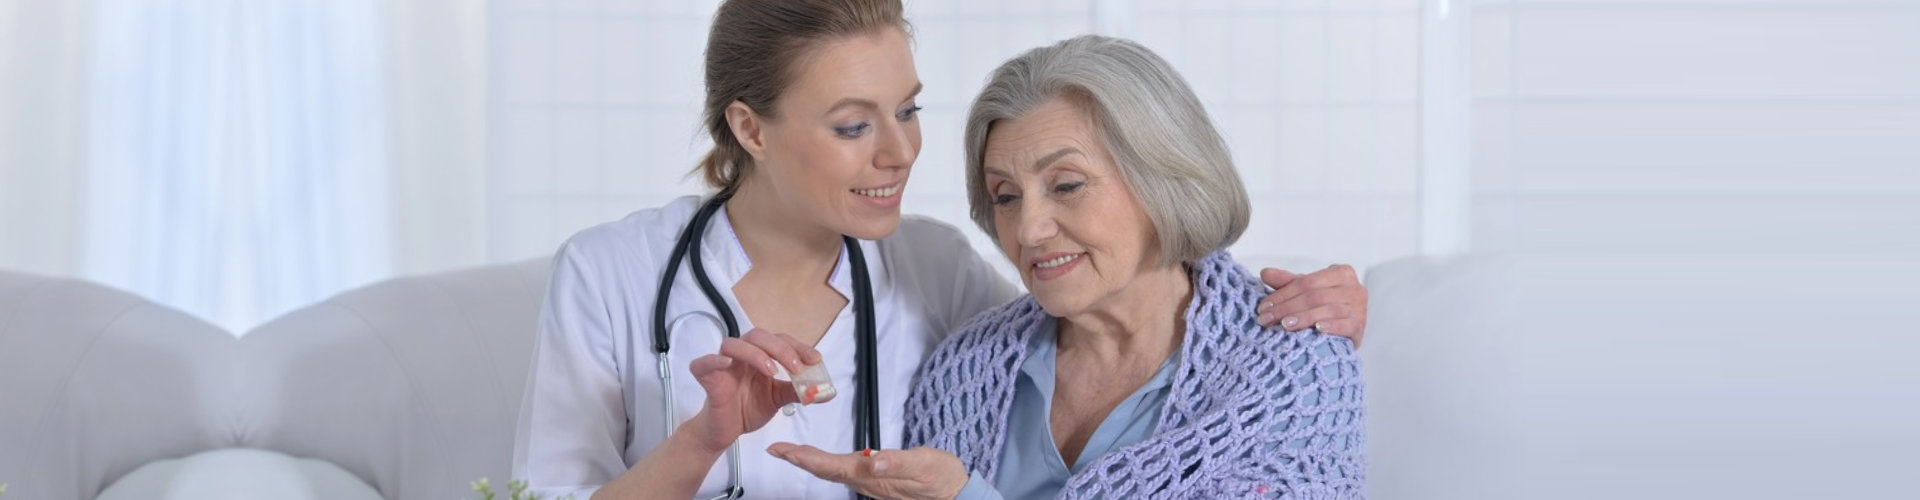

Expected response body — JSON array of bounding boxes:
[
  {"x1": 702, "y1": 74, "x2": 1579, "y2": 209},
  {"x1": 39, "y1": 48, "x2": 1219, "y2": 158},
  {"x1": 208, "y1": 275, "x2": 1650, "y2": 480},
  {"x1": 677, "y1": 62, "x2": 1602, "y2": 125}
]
[{"x1": 512, "y1": 240, "x2": 631, "y2": 498}]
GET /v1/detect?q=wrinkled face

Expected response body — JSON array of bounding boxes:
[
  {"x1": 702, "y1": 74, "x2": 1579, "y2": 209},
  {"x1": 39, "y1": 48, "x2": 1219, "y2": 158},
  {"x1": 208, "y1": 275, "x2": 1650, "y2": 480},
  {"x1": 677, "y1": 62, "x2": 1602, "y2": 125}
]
[
  {"x1": 750, "y1": 28, "x2": 923, "y2": 240},
  {"x1": 982, "y1": 97, "x2": 1161, "y2": 317}
]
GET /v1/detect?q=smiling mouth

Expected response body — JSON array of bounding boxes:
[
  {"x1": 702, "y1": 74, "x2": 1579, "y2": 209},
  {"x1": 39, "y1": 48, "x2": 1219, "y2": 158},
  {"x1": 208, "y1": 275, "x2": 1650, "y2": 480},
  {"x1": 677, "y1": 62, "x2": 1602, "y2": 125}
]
[
  {"x1": 851, "y1": 182, "x2": 901, "y2": 198},
  {"x1": 1033, "y1": 253, "x2": 1083, "y2": 269}
]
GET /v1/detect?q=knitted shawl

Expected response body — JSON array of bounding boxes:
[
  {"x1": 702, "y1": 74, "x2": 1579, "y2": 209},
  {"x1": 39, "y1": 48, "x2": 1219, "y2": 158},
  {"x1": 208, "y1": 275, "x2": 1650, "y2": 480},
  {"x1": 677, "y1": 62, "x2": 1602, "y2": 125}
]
[{"x1": 904, "y1": 251, "x2": 1366, "y2": 498}]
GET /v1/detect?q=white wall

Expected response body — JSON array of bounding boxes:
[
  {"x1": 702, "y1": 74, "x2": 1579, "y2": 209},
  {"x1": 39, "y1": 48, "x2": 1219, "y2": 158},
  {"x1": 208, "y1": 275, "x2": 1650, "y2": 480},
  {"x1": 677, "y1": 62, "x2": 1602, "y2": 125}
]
[
  {"x1": 485, "y1": 0, "x2": 1425, "y2": 278},
  {"x1": 382, "y1": 0, "x2": 492, "y2": 279},
  {"x1": 6, "y1": 0, "x2": 1915, "y2": 323},
  {"x1": 1470, "y1": 0, "x2": 1920, "y2": 256}
]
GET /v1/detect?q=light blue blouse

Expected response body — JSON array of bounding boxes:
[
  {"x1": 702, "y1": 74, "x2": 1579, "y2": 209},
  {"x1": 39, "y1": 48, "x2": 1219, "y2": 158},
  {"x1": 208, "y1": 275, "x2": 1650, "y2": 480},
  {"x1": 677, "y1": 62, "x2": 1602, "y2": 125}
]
[{"x1": 954, "y1": 317, "x2": 1179, "y2": 500}]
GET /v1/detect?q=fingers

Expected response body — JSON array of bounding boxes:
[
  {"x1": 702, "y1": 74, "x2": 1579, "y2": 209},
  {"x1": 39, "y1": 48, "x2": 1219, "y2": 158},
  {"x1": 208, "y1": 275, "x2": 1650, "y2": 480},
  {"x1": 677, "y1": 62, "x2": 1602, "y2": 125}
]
[
  {"x1": 1286, "y1": 304, "x2": 1361, "y2": 334},
  {"x1": 1261, "y1": 287, "x2": 1344, "y2": 329},
  {"x1": 869, "y1": 447, "x2": 965, "y2": 482},
  {"x1": 1261, "y1": 287, "x2": 1370, "y2": 347},
  {"x1": 717, "y1": 337, "x2": 782, "y2": 378},
  {"x1": 1258, "y1": 264, "x2": 1363, "y2": 327},
  {"x1": 715, "y1": 329, "x2": 825, "y2": 381},
  {"x1": 1325, "y1": 263, "x2": 1360, "y2": 284},
  {"x1": 743, "y1": 328, "x2": 823, "y2": 372},
  {"x1": 693, "y1": 348, "x2": 802, "y2": 405},
  {"x1": 1284, "y1": 303, "x2": 1343, "y2": 332},
  {"x1": 688, "y1": 353, "x2": 734, "y2": 379},
  {"x1": 1259, "y1": 278, "x2": 1320, "y2": 326},
  {"x1": 1259, "y1": 267, "x2": 1299, "y2": 290},
  {"x1": 864, "y1": 448, "x2": 920, "y2": 479},
  {"x1": 688, "y1": 354, "x2": 737, "y2": 398},
  {"x1": 1277, "y1": 265, "x2": 1358, "y2": 296},
  {"x1": 767, "y1": 443, "x2": 868, "y2": 482},
  {"x1": 767, "y1": 445, "x2": 970, "y2": 500}
]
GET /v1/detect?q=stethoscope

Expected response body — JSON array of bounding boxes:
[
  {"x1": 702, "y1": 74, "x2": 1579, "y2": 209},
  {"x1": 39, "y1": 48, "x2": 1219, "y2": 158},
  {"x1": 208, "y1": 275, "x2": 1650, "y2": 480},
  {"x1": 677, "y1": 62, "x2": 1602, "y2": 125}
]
[{"x1": 648, "y1": 193, "x2": 881, "y2": 500}]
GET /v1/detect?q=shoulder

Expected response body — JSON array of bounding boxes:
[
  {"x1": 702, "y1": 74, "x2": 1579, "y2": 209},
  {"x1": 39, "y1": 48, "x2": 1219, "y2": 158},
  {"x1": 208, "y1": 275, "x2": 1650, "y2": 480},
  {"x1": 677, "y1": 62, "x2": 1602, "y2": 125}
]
[
  {"x1": 1189, "y1": 251, "x2": 1361, "y2": 398},
  {"x1": 1228, "y1": 327, "x2": 1362, "y2": 438},
  {"x1": 875, "y1": 215, "x2": 1019, "y2": 330},
  {"x1": 1243, "y1": 328, "x2": 1360, "y2": 393},
  {"x1": 906, "y1": 293, "x2": 1045, "y2": 443},
  {"x1": 550, "y1": 195, "x2": 703, "y2": 274},
  {"x1": 919, "y1": 294, "x2": 1044, "y2": 375},
  {"x1": 942, "y1": 294, "x2": 1044, "y2": 352},
  {"x1": 1184, "y1": 256, "x2": 1363, "y2": 465},
  {"x1": 879, "y1": 215, "x2": 988, "y2": 262}
]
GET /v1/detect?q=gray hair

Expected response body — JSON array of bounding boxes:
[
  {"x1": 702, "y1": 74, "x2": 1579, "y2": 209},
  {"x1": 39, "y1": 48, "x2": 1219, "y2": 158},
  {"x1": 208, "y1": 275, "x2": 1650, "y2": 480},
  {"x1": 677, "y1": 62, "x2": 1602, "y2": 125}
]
[{"x1": 964, "y1": 35, "x2": 1250, "y2": 265}]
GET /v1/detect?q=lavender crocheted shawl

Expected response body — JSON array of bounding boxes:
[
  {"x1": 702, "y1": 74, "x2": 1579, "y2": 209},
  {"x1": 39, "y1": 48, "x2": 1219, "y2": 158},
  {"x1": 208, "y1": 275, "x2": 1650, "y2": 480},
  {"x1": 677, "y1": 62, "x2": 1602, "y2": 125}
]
[{"x1": 904, "y1": 251, "x2": 1366, "y2": 498}]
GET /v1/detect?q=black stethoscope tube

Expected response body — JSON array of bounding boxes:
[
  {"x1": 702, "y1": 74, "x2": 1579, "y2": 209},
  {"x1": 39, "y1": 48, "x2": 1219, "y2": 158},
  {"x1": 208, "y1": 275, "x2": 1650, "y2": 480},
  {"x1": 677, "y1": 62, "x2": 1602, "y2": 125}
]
[{"x1": 653, "y1": 193, "x2": 881, "y2": 500}]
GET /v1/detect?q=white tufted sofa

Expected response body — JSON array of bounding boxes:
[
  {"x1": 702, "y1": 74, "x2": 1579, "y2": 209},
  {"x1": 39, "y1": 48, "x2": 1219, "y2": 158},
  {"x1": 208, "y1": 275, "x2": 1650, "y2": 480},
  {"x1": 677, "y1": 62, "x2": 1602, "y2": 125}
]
[
  {"x1": 0, "y1": 270, "x2": 241, "y2": 500},
  {"x1": 4, "y1": 253, "x2": 1916, "y2": 499},
  {"x1": 0, "y1": 259, "x2": 547, "y2": 500},
  {"x1": 230, "y1": 257, "x2": 549, "y2": 500}
]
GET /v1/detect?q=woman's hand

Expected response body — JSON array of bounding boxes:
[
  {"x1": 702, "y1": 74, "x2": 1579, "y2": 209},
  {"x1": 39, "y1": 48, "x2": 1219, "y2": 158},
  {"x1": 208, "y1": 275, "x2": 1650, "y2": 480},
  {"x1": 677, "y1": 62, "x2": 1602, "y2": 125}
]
[
  {"x1": 1257, "y1": 264, "x2": 1370, "y2": 346},
  {"x1": 686, "y1": 328, "x2": 822, "y2": 454},
  {"x1": 766, "y1": 444, "x2": 970, "y2": 500}
]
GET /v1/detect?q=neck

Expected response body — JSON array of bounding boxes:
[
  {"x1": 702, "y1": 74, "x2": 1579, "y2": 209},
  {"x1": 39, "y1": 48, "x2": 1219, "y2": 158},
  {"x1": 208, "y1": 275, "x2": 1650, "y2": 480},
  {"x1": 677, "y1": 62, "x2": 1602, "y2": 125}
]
[
  {"x1": 1057, "y1": 262, "x2": 1193, "y2": 363},
  {"x1": 722, "y1": 178, "x2": 845, "y2": 284}
]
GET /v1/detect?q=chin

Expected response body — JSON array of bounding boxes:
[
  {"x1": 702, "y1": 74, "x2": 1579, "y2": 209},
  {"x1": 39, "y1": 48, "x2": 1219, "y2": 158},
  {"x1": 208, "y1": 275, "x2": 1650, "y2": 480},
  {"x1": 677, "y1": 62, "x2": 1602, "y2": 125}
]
[
  {"x1": 1029, "y1": 291, "x2": 1084, "y2": 319},
  {"x1": 840, "y1": 213, "x2": 902, "y2": 240},
  {"x1": 1024, "y1": 280, "x2": 1086, "y2": 317}
]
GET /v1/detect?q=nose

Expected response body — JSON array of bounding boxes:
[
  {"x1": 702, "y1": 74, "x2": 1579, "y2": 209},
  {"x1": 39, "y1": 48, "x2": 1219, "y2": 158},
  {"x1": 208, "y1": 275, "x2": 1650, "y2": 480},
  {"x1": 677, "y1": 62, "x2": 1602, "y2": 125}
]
[
  {"x1": 873, "y1": 118, "x2": 917, "y2": 171},
  {"x1": 1013, "y1": 198, "x2": 1058, "y2": 249}
]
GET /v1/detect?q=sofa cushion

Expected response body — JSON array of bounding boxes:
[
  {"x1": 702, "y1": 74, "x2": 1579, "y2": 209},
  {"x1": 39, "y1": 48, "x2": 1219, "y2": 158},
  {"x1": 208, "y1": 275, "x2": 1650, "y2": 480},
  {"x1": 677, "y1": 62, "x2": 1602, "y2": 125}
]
[
  {"x1": 236, "y1": 258, "x2": 551, "y2": 500},
  {"x1": 0, "y1": 271, "x2": 239, "y2": 500},
  {"x1": 97, "y1": 448, "x2": 382, "y2": 500}
]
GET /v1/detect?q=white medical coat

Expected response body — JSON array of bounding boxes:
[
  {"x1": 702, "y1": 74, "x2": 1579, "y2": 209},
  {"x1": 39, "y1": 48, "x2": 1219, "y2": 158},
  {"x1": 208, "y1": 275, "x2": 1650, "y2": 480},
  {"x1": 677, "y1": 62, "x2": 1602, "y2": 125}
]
[{"x1": 512, "y1": 195, "x2": 1019, "y2": 499}]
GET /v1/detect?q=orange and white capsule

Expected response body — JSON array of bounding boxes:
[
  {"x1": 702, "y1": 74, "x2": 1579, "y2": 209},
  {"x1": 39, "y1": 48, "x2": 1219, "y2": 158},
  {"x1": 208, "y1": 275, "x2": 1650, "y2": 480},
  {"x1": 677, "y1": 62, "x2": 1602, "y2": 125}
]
[{"x1": 788, "y1": 362, "x2": 837, "y2": 405}]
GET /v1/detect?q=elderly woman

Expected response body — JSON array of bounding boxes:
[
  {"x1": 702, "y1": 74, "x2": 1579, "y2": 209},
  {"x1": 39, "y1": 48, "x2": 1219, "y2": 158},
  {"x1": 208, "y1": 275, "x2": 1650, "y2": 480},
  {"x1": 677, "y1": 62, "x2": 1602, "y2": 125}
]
[{"x1": 768, "y1": 35, "x2": 1364, "y2": 499}]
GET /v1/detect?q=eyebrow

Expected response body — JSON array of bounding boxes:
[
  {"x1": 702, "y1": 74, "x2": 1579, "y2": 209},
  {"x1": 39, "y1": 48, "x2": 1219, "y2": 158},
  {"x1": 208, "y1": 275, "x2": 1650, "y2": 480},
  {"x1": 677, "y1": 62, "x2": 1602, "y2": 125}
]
[
  {"x1": 984, "y1": 147, "x2": 1082, "y2": 178},
  {"x1": 825, "y1": 82, "x2": 925, "y2": 115}
]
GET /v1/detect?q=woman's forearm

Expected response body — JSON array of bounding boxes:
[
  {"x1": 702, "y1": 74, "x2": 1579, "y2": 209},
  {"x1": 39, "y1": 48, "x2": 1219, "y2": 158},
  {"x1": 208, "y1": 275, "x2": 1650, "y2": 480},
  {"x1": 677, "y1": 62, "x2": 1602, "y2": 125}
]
[{"x1": 590, "y1": 414, "x2": 728, "y2": 500}]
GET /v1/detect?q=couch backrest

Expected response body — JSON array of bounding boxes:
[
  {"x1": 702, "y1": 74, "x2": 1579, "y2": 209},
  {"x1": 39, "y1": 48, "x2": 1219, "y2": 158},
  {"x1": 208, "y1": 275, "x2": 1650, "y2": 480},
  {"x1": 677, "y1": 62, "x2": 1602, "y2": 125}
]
[
  {"x1": 0, "y1": 270, "x2": 240, "y2": 500},
  {"x1": 1360, "y1": 253, "x2": 1920, "y2": 499},
  {"x1": 236, "y1": 257, "x2": 551, "y2": 500},
  {"x1": 21, "y1": 250, "x2": 1915, "y2": 499}
]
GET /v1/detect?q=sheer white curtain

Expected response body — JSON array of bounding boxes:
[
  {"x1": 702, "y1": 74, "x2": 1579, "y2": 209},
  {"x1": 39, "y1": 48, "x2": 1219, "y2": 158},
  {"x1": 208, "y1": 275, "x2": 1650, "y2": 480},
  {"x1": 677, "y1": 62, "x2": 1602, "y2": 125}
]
[
  {"x1": 0, "y1": 0, "x2": 91, "y2": 278},
  {"x1": 2, "y1": 0, "x2": 486, "y2": 333},
  {"x1": 82, "y1": 0, "x2": 392, "y2": 333}
]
